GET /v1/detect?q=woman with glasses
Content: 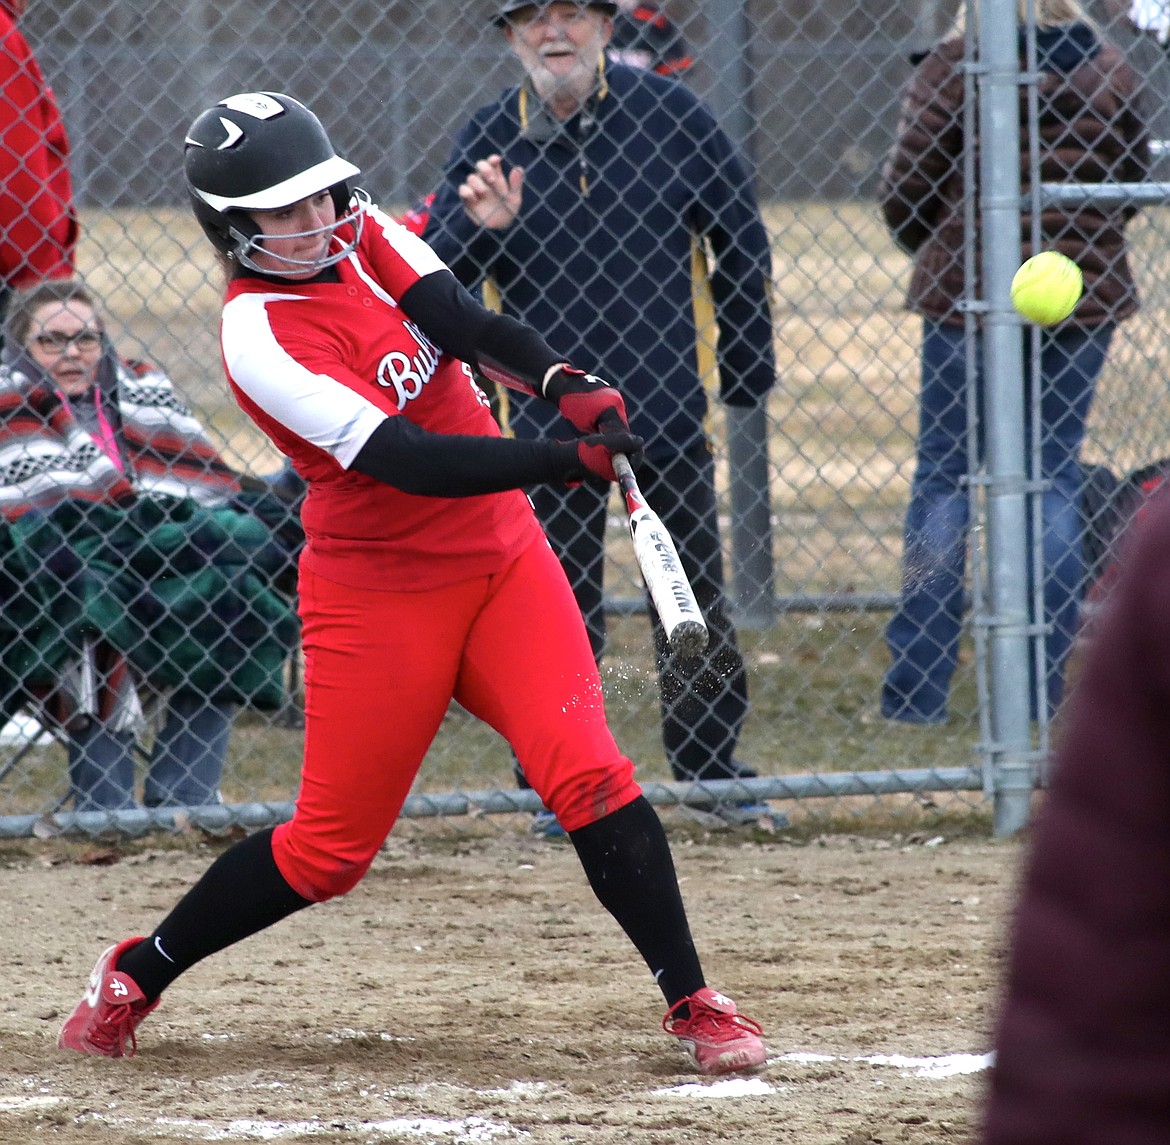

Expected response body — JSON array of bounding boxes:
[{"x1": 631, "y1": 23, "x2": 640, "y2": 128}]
[{"x1": 0, "y1": 279, "x2": 297, "y2": 811}]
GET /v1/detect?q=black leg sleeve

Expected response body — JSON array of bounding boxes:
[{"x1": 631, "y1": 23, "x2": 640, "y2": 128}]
[
  {"x1": 116, "y1": 826, "x2": 312, "y2": 1002},
  {"x1": 569, "y1": 796, "x2": 705, "y2": 1007}
]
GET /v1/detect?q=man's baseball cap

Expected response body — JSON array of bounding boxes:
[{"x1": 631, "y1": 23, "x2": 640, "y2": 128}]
[{"x1": 494, "y1": 1, "x2": 618, "y2": 28}]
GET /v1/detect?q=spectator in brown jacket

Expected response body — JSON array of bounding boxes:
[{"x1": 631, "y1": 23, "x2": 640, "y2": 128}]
[
  {"x1": 878, "y1": 0, "x2": 1149, "y2": 726},
  {"x1": 982, "y1": 481, "x2": 1170, "y2": 1144}
]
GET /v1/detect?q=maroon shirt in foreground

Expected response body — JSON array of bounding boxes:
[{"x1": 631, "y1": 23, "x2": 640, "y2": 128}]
[{"x1": 983, "y1": 487, "x2": 1170, "y2": 1143}]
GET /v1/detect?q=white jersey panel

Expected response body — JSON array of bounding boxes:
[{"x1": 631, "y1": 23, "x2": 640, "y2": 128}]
[
  {"x1": 365, "y1": 202, "x2": 448, "y2": 277},
  {"x1": 221, "y1": 292, "x2": 386, "y2": 469}
]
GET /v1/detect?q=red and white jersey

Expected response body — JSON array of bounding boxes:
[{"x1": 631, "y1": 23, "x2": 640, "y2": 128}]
[{"x1": 221, "y1": 203, "x2": 543, "y2": 590}]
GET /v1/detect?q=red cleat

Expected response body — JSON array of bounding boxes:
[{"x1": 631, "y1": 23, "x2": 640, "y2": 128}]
[
  {"x1": 663, "y1": 987, "x2": 767, "y2": 1075},
  {"x1": 57, "y1": 937, "x2": 158, "y2": 1057}
]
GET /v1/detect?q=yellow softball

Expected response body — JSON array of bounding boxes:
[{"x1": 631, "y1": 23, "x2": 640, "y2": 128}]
[{"x1": 1010, "y1": 251, "x2": 1084, "y2": 326}]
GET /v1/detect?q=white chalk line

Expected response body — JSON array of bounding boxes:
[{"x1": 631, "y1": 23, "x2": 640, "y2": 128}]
[
  {"x1": 0, "y1": 1048, "x2": 993, "y2": 1138},
  {"x1": 775, "y1": 1050, "x2": 994, "y2": 1079}
]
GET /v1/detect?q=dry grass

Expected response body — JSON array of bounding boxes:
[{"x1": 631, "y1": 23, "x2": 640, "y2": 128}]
[
  {"x1": 77, "y1": 197, "x2": 1170, "y2": 478},
  {"x1": 7, "y1": 198, "x2": 1162, "y2": 829},
  {"x1": 77, "y1": 200, "x2": 927, "y2": 498}
]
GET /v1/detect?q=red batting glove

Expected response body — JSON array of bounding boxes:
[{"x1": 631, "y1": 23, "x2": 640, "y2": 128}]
[
  {"x1": 545, "y1": 366, "x2": 631, "y2": 435},
  {"x1": 573, "y1": 428, "x2": 645, "y2": 483}
]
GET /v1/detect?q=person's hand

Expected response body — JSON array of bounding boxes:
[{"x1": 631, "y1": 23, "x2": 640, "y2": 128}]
[
  {"x1": 458, "y1": 155, "x2": 523, "y2": 230},
  {"x1": 573, "y1": 427, "x2": 645, "y2": 483},
  {"x1": 545, "y1": 366, "x2": 631, "y2": 435}
]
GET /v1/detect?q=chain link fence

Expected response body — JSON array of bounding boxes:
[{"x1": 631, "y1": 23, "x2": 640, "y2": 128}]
[{"x1": 1, "y1": 0, "x2": 1163, "y2": 836}]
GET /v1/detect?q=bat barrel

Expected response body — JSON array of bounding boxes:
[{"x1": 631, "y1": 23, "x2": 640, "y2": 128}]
[{"x1": 668, "y1": 619, "x2": 710, "y2": 658}]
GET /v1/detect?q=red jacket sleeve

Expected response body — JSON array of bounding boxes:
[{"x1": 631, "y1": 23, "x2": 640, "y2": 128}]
[{"x1": 0, "y1": 16, "x2": 77, "y2": 286}]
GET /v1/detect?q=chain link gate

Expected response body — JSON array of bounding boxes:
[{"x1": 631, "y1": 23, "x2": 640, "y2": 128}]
[{"x1": 0, "y1": 0, "x2": 1158, "y2": 837}]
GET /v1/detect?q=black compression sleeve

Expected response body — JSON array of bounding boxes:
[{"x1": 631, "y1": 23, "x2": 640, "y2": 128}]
[
  {"x1": 350, "y1": 415, "x2": 583, "y2": 496},
  {"x1": 398, "y1": 270, "x2": 564, "y2": 397},
  {"x1": 570, "y1": 796, "x2": 705, "y2": 1008}
]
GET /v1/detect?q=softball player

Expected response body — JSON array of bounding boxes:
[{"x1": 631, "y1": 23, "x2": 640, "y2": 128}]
[{"x1": 56, "y1": 92, "x2": 766, "y2": 1077}]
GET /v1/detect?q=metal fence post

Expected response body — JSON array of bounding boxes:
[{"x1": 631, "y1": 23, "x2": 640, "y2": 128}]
[
  {"x1": 979, "y1": 0, "x2": 1036, "y2": 836},
  {"x1": 702, "y1": 0, "x2": 753, "y2": 154},
  {"x1": 726, "y1": 404, "x2": 775, "y2": 627},
  {"x1": 703, "y1": 0, "x2": 775, "y2": 628}
]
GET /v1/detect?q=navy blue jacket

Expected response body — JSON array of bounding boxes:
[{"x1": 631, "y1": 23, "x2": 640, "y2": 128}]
[{"x1": 423, "y1": 64, "x2": 776, "y2": 460}]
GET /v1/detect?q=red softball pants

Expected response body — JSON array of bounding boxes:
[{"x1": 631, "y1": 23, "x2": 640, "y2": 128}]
[{"x1": 272, "y1": 537, "x2": 642, "y2": 901}]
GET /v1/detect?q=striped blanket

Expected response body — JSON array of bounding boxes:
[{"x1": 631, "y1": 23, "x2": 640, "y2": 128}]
[
  {"x1": 0, "y1": 348, "x2": 240, "y2": 518},
  {"x1": 0, "y1": 347, "x2": 299, "y2": 723}
]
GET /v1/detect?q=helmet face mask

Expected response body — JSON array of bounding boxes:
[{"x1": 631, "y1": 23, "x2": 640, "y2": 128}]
[
  {"x1": 234, "y1": 188, "x2": 370, "y2": 277},
  {"x1": 184, "y1": 92, "x2": 365, "y2": 276}
]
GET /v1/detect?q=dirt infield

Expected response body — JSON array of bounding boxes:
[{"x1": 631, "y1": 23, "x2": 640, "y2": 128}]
[{"x1": 1, "y1": 823, "x2": 1020, "y2": 1144}]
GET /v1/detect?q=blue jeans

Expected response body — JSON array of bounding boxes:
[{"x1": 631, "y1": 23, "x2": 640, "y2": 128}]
[
  {"x1": 67, "y1": 693, "x2": 234, "y2": 811},
  {"x1": 142, "y1": 693, "x2": 234, "y2": 807},
  {"x1": 882, "y1": 320, "x2": 1113, "y2": 724}
]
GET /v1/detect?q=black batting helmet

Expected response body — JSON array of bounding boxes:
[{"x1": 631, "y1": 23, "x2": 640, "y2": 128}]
[
  {"x1": 494, "y1": 0, "x2": 618, "y2": 27},
  {"x1": 183, "y1": 92, "x2": 363, "y2": 273}
]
